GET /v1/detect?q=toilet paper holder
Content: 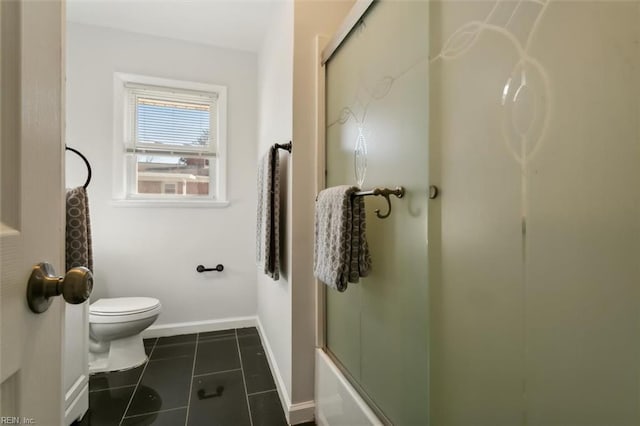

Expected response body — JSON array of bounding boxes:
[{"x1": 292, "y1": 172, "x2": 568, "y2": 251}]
[{"x1": 196, "y1": 264, "x2": 224, "y2": 273}]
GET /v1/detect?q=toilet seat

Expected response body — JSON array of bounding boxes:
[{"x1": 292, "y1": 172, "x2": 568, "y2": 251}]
[{"x1": 90, "y1": 297, "x2": 161, "y2": 324}]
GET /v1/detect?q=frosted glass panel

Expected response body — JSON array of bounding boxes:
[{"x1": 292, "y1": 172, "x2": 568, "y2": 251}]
[
  {"x1": 429, "y1": 1, "x2": 526, "y2": 422},
  {"x1": 525, "y1": 2, "x2": 640, "y2": 423},
  {"x1": 325, "y1": 1, "x2": 429, "y2": 424},
  {"x1": 430, "y1": 1, "x2": 640, "y2": 424}
]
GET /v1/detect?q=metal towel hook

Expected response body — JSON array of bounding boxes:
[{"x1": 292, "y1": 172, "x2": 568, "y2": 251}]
[
  {"x1": 353, "y1": 186, "x2": 405, "y2": 219},
  {"x1": 376, "y1": 192, "x2": 394, "y2": 219},
  {"x1": 374, "y1": 187, "x2": 404, "y2": 219}
]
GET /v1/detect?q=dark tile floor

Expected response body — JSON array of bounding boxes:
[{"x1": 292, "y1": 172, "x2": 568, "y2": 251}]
[{"x1": 74, "y1": 327, "x2": 308, "y2": 426}]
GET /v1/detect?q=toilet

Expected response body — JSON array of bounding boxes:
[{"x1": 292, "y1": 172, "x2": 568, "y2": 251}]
[{"x1": 89, "y1": 297, "x2": 161, "y2": 374}]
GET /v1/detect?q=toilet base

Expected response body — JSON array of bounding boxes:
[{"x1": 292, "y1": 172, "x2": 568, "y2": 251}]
[{"x1": 89, "y1": 334, "x2": 147, "y2": 374}]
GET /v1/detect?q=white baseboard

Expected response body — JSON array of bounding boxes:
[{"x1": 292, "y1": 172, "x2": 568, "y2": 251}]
[
  {"x1": 255, "y1": 316, "x2": 291, "y2": 412},
  {"x1": 64, "y1": 382, "x2": 88, "y2": 425},
  {"x1": 256, "y1": 317, "x2": 315, "y2": 425},
  {"x1": 288, "y1": 399, "x2": 316, "y2": 425},
  {"x1": 142, "y1": 316, "x2": 257, "y2": 339}
]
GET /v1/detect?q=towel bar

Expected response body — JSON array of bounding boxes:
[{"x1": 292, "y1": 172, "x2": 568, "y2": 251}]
[
  {"x1": 353, "y1": 186, "x2": 405, "y2": 219},
  {"x1": 65, "y1": 145, "x2": 92, "y2": 189},
  {"x1": 274, "y1": 141, "x2": 292, "y2": 153}
]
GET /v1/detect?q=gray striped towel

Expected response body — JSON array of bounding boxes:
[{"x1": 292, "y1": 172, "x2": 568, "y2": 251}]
[
  {"x1": 66, "y1": 186, "x2": 93, "y2": 272},
  {"x1": 314, "y1": 185, "x2": 371, "y2": 291},
  {"x1": 256, "y1": 146, "x2": 280, "y2": 280}
]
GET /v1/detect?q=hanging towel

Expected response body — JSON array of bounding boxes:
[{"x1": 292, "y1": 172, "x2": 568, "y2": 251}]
[
  {"x1": 314, "y1": 185, "x2": 371, "y2": 291},
  {"x1": 256, "y1": 146, "x2": 280, "y2": 280},
  {"x1": 66, "y1": 186, "x2": 93, "y2": 272}
]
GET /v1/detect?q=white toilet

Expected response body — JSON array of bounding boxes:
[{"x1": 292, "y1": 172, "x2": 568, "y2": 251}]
[{"x1": 89, "y1": 297, "x2": 161, "y2": 374}]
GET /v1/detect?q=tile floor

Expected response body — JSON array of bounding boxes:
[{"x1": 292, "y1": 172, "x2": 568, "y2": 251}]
[{"x1": 75, "y1": 327, "x2": 308, "y2": 426}]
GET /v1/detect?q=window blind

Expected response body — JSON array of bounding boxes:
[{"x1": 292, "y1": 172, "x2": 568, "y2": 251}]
[{"x1": 125, "y1": 85, "x2": 218, "y2": 154}]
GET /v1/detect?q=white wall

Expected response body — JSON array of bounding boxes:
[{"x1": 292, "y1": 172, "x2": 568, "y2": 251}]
[
  {"x1": 66, "y1": 23, "x2": 258, "y2": 326},
  {"x1": 256, "y1": 2, "x2": 353, "y2": 422},
  {"x1": 256, "y1": 0, "x2": 294, "y2": 407}
]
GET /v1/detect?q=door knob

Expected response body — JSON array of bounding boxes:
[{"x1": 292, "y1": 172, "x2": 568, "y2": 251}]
[{"x1": 26, "y1": 262, "x2": 93, "y2": 313}]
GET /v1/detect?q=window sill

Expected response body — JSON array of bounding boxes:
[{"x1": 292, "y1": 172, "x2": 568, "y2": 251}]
[{"x1": 110, "y1": 199, "x2": 230, "y2": 208}]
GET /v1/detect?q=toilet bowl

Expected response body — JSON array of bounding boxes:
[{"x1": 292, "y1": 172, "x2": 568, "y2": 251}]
[{"x1": 89, "y1": 297, "x2": 161, "y2": 374}]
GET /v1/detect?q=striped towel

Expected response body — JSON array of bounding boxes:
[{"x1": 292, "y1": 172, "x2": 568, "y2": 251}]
[
  {"x1": 314, "y1": 185, "x2": 371, "y2": 291},
  {"x1": 256, "y1": 146, "x2": 280, "y2": 280},
  {"x1": 66, "y1": 186, "x2": 93, "y2": 272}
]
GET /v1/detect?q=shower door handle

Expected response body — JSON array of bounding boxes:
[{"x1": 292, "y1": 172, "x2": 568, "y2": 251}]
[
  {"x1": 26, "y1": 262, "x2": 93, "y2": 313},
  {"x1": 429, "y1": 185, "x2": 439, "y2": 199}
]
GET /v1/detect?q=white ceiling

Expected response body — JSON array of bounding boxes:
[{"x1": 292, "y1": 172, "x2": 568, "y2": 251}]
[{"x1": 66, "y1": 0, "x2": 280, "y2": 53}]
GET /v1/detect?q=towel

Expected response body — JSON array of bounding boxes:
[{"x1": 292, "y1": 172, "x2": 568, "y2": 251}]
[
  {"x1": 66, "y1": 186, "x2": 93, "y2": 272},
  {"x1": 256, "y1": 146, "x2": 280, "y2": 280},
  {"x1": 314, "y1": 185, "x2": 371, "y2": 291}
]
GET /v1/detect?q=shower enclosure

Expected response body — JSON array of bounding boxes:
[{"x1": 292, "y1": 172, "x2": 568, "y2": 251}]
[{"x1": 322, "y1": 1, "x2": 640, "y2": 425}]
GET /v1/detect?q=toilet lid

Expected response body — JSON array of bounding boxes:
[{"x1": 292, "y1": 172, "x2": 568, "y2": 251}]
[{"x1": 90, "y1": 297, "x2": 160, "y2": 316}]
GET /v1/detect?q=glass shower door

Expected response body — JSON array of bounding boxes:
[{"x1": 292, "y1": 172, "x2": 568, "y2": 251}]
[
  {"x1": 429, "y1": 1, "x2": 640, "y2": 424},
  {"x1": 324, "y1": 1, "x2": 429, "y2": 424}
]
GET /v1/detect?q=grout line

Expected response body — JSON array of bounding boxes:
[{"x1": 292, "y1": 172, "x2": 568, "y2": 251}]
[
  {"x1": 197, "y1": 337, "x2": 237, "y2": 344},
  {"x1": 246, "y1": 388, "x2": 278, "y2": 397},
  {"x1": 193, "y1": 368, "x2": 242, "y2": 378},
  {"x1": 201, "y1": 331, "x2": 236, "y2": 335},
  {"x1": 148, "y1": 354, "x2": 194, "y2": 362},
  {"x1": 236, "y1": 329, "x2": 254, "y2": 426},
  {"x1": 153, "y1": 340, "x2": 198, "y2": 348},
  {"x1": 198, "y1": 331, "x2": 236, "y2": 338},
  {"x1": 89, "y1": 384, "x2": 137, "y2": 394},
  {"x1": 184, "y1": 332, "x2": 200, "y2": 426},
  {"x1": 123, "y1": 405, "x2": 188, "y2": 419},
  {"x1": 119, "y1": 338, "x2": 158, "y2": 426}
]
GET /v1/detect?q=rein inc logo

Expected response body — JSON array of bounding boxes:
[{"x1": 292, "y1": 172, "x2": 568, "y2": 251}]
[{"x1": 0, "y1": 418, "x2": 35, "y2": 424}]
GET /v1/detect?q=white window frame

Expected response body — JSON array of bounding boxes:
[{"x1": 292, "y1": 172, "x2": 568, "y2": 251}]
[{"x1": 112, "y1": 73, "x2": 228, "y2": 207}]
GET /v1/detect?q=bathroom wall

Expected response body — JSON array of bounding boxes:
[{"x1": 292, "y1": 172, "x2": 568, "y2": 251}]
[
  {"x1": 256, "y1": 0, "x2": 294, "y2": 409},
  {"x1": 255, "y1": 0, "x2": 353, "y2": 421},
  {"x1": 290, "y1": 0, "x2": 354, "y2": 405},
  {"x1": 66, "y1": 23, "x2": 258, "y2": 327}
]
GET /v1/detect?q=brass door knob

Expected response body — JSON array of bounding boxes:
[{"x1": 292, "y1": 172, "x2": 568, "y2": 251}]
[{"x1": 26, "y1": 262, "x2": 93, "y2": 313}]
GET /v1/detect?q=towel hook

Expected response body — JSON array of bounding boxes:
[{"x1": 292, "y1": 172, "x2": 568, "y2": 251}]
[
  {"x1": 375, "y1": 193, "x2": 393, "y2": 219},
  {"x1": 352, "y1": 186, "x2": 405, "y2": 219},
  {"x1": 374, "y1": 187, "x2": 404, "y2": 219}
]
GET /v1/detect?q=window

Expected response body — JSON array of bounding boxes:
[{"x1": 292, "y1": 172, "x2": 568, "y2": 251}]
[{"x1": 114, "y1": 73, "x2": 227, "y2": 205}]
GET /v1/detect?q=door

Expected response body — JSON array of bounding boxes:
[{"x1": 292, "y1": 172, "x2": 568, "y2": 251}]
[
  {"x1": 1, "y1": 1, "x2": 67, "y2": 424},
  {"x1": 324, "y1": 1, "x2": 429, "y2": 424},
  {"x1": 429, "y1": 1, "x2": 640, "y2": 424}
]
